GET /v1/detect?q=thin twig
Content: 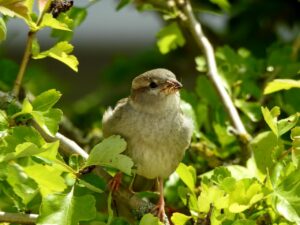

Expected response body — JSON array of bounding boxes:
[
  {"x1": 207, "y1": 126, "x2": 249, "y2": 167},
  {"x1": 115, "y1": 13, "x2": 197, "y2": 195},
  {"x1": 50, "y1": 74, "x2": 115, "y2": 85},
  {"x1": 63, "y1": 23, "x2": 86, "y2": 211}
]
[
  {"x1": 177, "y1": 0, "x2": 251, "y2": 143},
  {"x1": 0, "y1": 211, "x2": 38, "y2": 224},
  {"x1": 12, "y1": 31, "x2": 35, "y2": 98}
]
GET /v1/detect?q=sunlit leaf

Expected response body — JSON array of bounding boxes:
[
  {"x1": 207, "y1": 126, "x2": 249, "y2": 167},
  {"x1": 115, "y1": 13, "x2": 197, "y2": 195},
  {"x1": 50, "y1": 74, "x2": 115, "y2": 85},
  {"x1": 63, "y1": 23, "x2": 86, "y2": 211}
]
[
  {"x1": 39, "y1": 13, "x2": 71, "y2": 31},
  {"x1": 264, "y1": 79, "x2": 300, "y2": 95},
  {"x1": 261, "y1": 106, "x2": 279, "y2": 137},
  {"x1": 32, "y1": 41, "x2": 78, "y2": 72},
  {"x1": 38, "y1": 187, "x2": 96, "y2": 225},
  {"x1": 157, "y1": 22, "x2": 185, "y2": 54},
  {"x1": 139, "y1": 213, "x2": 163, "y2": 225},
  {"x1": 86, "y1": 135, "x2": 133, "y2": 175},
  {"x1": 32, "y1": 89, "x2": 62, "y2": 111},
  {"x1": 176, "y1": 163, "x2": 196, "y2": 192},
  {"x1": 171, "y1": 213, "x2": 191, "y2": 225},
  {"x1": 24, "y1": 164, "x2": 66, "y2": 196},
  {"x1": 210, "y1": 0, "x2": 230, "y2": 11}
]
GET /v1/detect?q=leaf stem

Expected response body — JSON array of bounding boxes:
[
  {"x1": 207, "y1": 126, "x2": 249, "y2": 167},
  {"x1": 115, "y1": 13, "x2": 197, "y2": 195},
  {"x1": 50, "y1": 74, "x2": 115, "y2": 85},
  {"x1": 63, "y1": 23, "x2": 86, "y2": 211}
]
[
  {"x1": 177, "y1": 0, "x2": 251, "y2": 143},
  {"x1": 12, "y1": 31, "x2": 35, "y2": 98},
  {"x1": 0, "y1": 211, "x2": 38, "y2": 224}
]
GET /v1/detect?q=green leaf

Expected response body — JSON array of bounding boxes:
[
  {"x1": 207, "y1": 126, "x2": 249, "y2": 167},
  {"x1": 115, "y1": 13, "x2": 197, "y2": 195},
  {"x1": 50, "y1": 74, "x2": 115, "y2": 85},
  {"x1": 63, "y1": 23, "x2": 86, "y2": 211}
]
[
  {"x1": 261, "y1": 106, "x2": 279, "y2": 137},
  {"x1": 3, "y1": 142, "x2": 41, "y2": 162},
  {"x1": 291, "y1": 127, "x2": 300, "y2": 167},
  {"x1": 278, "y1": 114, "x2": 298, "y2": 136},
  {"x1": 195, "y1": 56, "x2": 207, "y2": 72},
  {"x1": 32, "y1": 89, "x2": 62, "y2": 111},
  {"x1": 32, "y1": 41, "x2": 78, "y2": 72},
  {"x1": 117, "y1": 0, "x2": 132, "y2": 10},
  {"x1": 51, "y1": 7, "x2": 87, "y2": 41},
  {"x1": 24, "y1": 164, "x2": 67, "y2": 197},
  {"x1": 6, "y1": 163, "x2": 38, "y2": 205},
  {"x1": 85, "y1": 135, "x2": 133, "y2": 175},
  {"x1": 38, "y1": 187, "x2": 96, "y2": 225},
  {"x1": 232, "y1": 220, "x2": 256, "y2": 225},
  {"x1": 0, "y1": 0, "x2": 29, "y2": 19},
  {"x1": 273, "y1": 169, "x2": 300, "y2": 224},
  {"x1": 139, "y1": 213, "x2": 163, "y2": 225},
  {"x1": 39, "y1": 13, "x2": 71, "y2": 31},
  {"x1": 0, "y1": 17, "x2": 7, "y2": 42},
  {"x1": 198, "y1": 184, "x2": 229, "y2": 212},
  {"x1": 156, "y1": 22, "x2": 185, "y2": 54},
  {"x1": 176, "y1": 163, "x2": 196, "y2": 192},
  {"x1": 264, "y1": 79, "x2": 300, "y2": 95},
  {"x1": 0, "y1": 110, "x2": 9, "y2": 132},
  {"x1": 235, "y1": 99, "x2": 261, "y2": 122},
  {"x1": 31, "y1": 37, "x2": 40, "y2": 56},
  {"x1": 171, "y1": 213, "x2": 191, "y2": 225},
  {"x1": 43, "y1": 108, "x2": 63, "y2": 135},
  {"x1": 209, "y1": 0, "x2": 230, "y2": 11},
  {"x1": 250, "y1": 131, "x2": 279, "y2": 174}
]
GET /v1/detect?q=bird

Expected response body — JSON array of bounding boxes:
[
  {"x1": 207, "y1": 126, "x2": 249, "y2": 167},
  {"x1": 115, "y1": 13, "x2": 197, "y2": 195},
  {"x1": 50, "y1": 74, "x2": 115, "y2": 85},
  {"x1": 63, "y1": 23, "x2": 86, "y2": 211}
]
[{"x1": 102, "y1": 68, "x2": 193, "y2": 221}]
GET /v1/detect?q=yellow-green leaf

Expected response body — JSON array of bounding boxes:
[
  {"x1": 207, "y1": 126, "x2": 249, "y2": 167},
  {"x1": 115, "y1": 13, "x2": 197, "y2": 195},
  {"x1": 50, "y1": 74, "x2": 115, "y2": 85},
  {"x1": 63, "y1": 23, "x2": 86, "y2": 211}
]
[
  {"x1": 39, "y1": 13, "x2": 71, "y2": 31},
  {"x1": 264, "y1": 79, "x2": 300, "y2": 95},
  {"x1": 32, "y1": 41, "x2": 78, "y2": 72}
]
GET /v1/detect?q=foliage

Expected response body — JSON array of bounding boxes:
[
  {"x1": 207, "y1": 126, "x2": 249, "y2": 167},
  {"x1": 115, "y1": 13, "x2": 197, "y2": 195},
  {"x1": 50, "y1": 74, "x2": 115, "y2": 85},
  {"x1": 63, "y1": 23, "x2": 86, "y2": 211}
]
[{"x1": 0, "y1": 0, "x2": 300, "y2": 225}]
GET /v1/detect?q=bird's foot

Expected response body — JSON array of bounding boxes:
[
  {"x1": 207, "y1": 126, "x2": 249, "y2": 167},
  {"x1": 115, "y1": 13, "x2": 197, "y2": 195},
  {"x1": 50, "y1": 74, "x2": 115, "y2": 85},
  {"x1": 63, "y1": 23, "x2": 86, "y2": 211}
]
[
  {"x1": 108, "y1": 172, "x2": 123, "y2": 192},
  {"x1": 151, "y1": 195, "x2": 166, "y2": 221}
]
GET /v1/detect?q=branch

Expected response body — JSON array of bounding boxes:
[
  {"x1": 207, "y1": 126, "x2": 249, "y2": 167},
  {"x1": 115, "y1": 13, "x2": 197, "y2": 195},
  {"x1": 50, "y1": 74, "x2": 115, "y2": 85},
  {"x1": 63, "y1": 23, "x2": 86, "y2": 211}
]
[
  {"x1": 12, "y1": 31, "x2": 35, "y2": 98},
  {"x1": 0, "y1": 211, "x2": 38, "y2": 224},
  {"x1": 177, "y1": 0, "x2": 251, "y2": 143}
]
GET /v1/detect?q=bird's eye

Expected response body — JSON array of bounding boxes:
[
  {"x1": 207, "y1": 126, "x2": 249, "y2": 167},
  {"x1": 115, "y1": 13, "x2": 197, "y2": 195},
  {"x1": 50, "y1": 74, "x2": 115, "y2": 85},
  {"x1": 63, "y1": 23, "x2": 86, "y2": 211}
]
[{"x1": 149, "y1": 81, "x2": 158, "y2": 89}]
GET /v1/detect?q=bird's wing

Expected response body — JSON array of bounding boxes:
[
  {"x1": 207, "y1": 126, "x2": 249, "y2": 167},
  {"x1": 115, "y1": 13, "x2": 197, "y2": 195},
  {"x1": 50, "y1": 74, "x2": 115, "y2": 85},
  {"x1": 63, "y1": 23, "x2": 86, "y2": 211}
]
[{"x1": 102, "y1": 97, "x2": 129, "y2": 138}]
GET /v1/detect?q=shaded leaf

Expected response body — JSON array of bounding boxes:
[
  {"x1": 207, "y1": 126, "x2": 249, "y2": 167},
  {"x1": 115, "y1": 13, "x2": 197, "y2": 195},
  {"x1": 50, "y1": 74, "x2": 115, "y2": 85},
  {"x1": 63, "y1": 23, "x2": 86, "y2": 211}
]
[
  {"x1": 261, "y1": 106, "x2": 279, "y2": 137},
  {"x1": 38, "y1": 187, "x2": 96, "y2": 225},
  {"x1": 0, "y1": 0, "x2": 29, "y2": 19}
]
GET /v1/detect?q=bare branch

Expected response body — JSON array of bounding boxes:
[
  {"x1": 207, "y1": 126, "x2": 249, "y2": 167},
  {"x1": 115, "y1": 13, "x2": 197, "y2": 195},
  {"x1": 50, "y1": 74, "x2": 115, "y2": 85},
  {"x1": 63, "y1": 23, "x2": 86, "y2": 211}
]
[{"x1": 177, "y1": 0, "x2": 251, "y2": 143}]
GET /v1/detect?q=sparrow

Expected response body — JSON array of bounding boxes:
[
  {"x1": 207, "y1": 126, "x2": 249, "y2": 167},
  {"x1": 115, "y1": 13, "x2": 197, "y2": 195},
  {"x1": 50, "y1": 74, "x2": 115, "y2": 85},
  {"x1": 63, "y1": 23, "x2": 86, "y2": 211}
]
[{"x1": 102, "y1": 68, "x2": 193, "y2": 221}]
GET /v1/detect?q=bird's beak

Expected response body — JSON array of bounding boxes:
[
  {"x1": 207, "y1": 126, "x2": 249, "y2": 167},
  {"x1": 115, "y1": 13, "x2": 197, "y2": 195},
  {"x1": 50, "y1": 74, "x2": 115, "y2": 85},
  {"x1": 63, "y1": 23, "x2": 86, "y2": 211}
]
[{"x1": 161, "y1": 79, "x2": 183, "y2": 94}]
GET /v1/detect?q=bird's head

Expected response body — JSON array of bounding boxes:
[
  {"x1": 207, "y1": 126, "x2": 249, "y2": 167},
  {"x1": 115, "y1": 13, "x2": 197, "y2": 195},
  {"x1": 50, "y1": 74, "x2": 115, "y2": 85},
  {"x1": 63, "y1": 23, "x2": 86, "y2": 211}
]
[{"x1": 130, "y1": 68, "x2": 182, "y2": 113}]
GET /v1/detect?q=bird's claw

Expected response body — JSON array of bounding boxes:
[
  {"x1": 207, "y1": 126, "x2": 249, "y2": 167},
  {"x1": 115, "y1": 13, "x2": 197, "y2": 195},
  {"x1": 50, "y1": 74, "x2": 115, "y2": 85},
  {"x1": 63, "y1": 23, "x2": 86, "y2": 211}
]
[
  {"x1": 151, "y1": 196, "x2": 166, "y2": 221},
  {"x1": 108, "y1": 172, "x2": 123, "y2": 192}
]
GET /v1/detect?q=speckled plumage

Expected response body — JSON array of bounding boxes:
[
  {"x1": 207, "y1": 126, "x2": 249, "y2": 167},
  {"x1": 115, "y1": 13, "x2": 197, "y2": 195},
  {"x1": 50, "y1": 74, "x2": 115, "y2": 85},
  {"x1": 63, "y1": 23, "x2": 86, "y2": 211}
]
[{"x1": 102, "y1": 68, "x2": 193, "y2": 179}]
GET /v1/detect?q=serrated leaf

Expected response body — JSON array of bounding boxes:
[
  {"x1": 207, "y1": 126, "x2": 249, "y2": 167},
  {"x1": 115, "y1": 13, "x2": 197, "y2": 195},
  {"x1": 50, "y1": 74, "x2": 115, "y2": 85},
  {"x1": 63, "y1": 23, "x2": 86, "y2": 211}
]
[
  {"x1": 264, "y1": 79, "x2": 300, "y2": 95},
  {"x1": 39, "y1": 13, "x2": 71, "y2": 31},
  {"x1": 171, "y1": 213, "x2": 191, "y2": 225},
  {"x1": 24, "y1": 164, "x2": 67, "y2": 196},
  {"x1": 86, "y1": 135, "x2": 133, "y2": 175},
  {"x1": 0, "y1": 17, "x2": 7, "y2": 42},
  {"x1": 32, "y1": 41, "x2": 78, "y2": 72},
  {"x1": 139, "y1": 213, "x2": 163, "y2": 225},
  {"x1": 176, "y1": 163, "x2": 196, "y2": 192},
  {"x1": 274, "y1": 169, "x2": 300, "y2": 224},
  {"x1": 157, "y1": 22, "x2": 185, "y2": 54},
  {"x1": 32, "y1": 89, "x2": 62, "y2": 111},
  {"x1": 261, "y1": 106, "x2": 279, "y2": 137},
  {"x1": 38, "y1": 187, "x2": 96, "y2": 225}
]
